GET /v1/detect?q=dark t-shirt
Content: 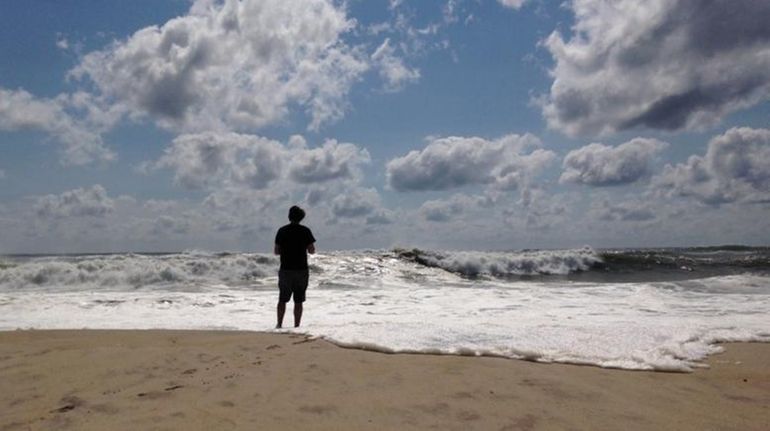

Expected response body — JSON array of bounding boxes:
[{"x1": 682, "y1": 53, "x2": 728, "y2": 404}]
[{"x1": 275, "y1": 223, "x2": 316, "y2": 270}]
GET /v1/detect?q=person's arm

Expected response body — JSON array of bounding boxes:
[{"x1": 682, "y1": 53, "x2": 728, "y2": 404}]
[
  {"x1": 274, "y1": 229, "x2": 282, "y2": 255},
  {"x1": 307, "y1": 228, "x2": 316, "y2": 254}
]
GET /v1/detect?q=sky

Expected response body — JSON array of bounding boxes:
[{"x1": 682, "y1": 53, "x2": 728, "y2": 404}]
[{"x1": 1, "y1": 0, "x2": 769, "y2": 253}]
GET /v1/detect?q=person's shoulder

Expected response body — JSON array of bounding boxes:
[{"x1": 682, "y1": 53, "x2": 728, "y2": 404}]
[{"x1": 276, "y1": 224, "x2": 291, "y2": 234}]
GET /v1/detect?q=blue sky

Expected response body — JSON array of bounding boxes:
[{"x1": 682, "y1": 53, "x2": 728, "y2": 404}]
[{"x1": 1, "y1": 0, "x2": 769, "y2": 253}]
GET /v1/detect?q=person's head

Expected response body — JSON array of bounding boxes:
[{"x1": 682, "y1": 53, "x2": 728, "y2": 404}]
[{"x1": 288, "y1": 205, "x2": 305, "y2": 223}]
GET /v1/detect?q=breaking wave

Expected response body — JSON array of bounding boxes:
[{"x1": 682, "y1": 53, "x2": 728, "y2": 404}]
[
  {"x1": 395, "y1": 246, "x2": 770, "y2": 280},
  {"x1": 2, "y1": 246, "x2": 770, "y2": 291},
  {"x1": 394, "y1": 247, "x2": 602, "y2": 277},
  {"x1": 0, "y1": 253, "x2": 278, "y2": 290}
]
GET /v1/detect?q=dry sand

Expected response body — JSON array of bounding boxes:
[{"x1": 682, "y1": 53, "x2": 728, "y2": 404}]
[{"x1": 0, "y1": 330, "x2": 768, "y2": 430}]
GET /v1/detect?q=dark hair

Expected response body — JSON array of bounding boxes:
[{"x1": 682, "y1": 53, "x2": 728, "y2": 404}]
[{"x1": 288, "y1": 205, "x2": 305, "y2": 223}]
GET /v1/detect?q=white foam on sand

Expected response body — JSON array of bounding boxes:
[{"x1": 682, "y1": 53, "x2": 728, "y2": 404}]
[{"x1": 1, "y1": 251, "x2": 769, "y2": 371}]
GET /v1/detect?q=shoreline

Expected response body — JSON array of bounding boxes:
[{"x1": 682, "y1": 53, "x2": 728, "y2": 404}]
[{"x1": 1, "y1": 330, "x2": 768, "y2": 430}]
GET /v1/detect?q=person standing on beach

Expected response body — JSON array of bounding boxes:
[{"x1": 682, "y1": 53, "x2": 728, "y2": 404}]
[{"x1": 274, "y1": 205, "x2": 316, "y2": 328}]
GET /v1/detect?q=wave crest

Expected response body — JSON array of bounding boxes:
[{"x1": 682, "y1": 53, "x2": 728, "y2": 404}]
[
  {"x1": 0, "y1": 253, "x2": 278, "y2": 290},
  {"x1": 395, "y1": 247, "x2": 602, "y2": 277}
]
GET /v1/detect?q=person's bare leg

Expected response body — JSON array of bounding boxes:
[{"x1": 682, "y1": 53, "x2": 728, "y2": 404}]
[
  {"x1": 276, "y1": 301, "x2": 286, "y2": 328},
  {"x1": 294, "y1": 302, "x2": 303, "y2": 328}
]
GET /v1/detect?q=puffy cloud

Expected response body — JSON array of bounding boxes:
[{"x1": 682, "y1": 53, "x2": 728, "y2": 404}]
[
  {"x1": 386, "y1": 134, "x2": 556, "y2": 192},
  {"x1": 366, "y1": 209, "x2": 395, "y2": 225},
  {"x1": 371, "y1": 38, "x2": 420, "y2": 92},
  {"x1": 154, "y1": 132, "x2": 285, "y2": 190},
  {"x1": 504, "y1": 189, "x2": 570, "y2": 230},
  {"x1": 560, "y1": 138, "x2": 667, "y2": 186},
  {"x1": 0, "y1": 88, "x2": 114, "y2": 165},
  {"x1": 418, "y1": 194, "x2": 490, "y2": 222},
  {"x1": 304, "y1": 187, "x2": 326, "y2": 206},
  {"x1": 497, "y1": 0, "x2": 528, "y2": 9},
  {"x1": 419, "y1": 196, "x2": 464, "y2": 222},
  {"x1": 70, "y1": 0, "x2": 369, "y2": 132},
  {"x1": 593, "y1": 199, "x2": 656, "y2": 222},
  {"x1": 331, "y1": 188, "x2": 380, "y2": 219},
  {"x1": 288, "y1": 139, "x2": 370, "y2": 184},
  {"x1": 0, "y1": 89, "x2": 56, "y2": 131},
  {"x1": 652, "y1": 127, "x2": 770, "y2": 205},
  {"x1": 143, "y1": 199, "x2": 181, "y2": 213},
  {"x1": 542, "y1": 0, "x2": 770, "y2": 136},
  {"x1": 34, "y1": 185, "x2": 115, "y2": 218},
  {"x1": 153, "y1": 132, "x2": 370, "y2": 191},
  {"x1": 152, "y1": 215, "x2": 191, "y2": 235}
]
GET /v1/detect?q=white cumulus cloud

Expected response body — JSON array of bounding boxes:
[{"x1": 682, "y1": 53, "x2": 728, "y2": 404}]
[
  {"x1": 366, "y1": 209, "x2": 395, "y2": 225},
  {"x1": 0, "y1": 88, "x2": 115, "y2": 165},
  {"x1": 288, "y1": 139, "x2": 371, "y2": 184},
  {"x1": 504, "y1": 189, "x2": 570, "y2": 231},
  {"x1": 153, "y1": 132, "x2": 371, "y2": 191},
  {"x1": 541, "y1": 0, "x2": 770, "y2": 136},
  {"x1": 418, "y1": 194, "x2": 489, "y2": 222},
  {"x1": 652, "y1": 127, "x2": 770, "y2": 205},
  {"x1": 592, "y1": 199, "x2": 656, "y2": 222},
  {"x1": 386, "y1": 134, "x2": 556, "y2": 192},
  {"x1": 331, "y1": 188, "x2": 380, "y2": 219},
  {"x1": 34, "y1": 185, "x2": 115, "y2": 219},
  {"x1": 154, "y1": 132, "x2": 285, "y2": 190},
  {"x1": 70, "y1": 0, "x2": 369, "y2": 132},
  {"x1": 152, "y1": 215, "x2": 191, "y2": 235},
  {"x1": 560, "y1": 138, "x2": 667, "y2": 186}
]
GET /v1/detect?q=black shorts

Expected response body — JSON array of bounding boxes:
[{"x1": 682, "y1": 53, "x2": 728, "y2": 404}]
[{"x1": 278, "y1": 270, "x2": 309, "y2": 303}]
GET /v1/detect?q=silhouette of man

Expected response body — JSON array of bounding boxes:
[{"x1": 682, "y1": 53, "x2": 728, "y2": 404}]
[{"x1": 274, "y1": 205, "x2": 316, "y2": 328}]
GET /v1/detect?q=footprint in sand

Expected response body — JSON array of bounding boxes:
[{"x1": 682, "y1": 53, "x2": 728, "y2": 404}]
[
  {"x1": 136, "y1": 385, "x2": 182, "y2": 399},
  {"x1": 51, "y1": 395, "x2": 85, "y2": 413},
  {"x1": 137, "y1": 391, "x2": 167, "y2": 399}
]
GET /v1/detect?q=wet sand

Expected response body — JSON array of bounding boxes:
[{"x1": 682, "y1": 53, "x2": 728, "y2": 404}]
[{"x1": 0, "y1": 330, "x2": 768, "y2": 430}]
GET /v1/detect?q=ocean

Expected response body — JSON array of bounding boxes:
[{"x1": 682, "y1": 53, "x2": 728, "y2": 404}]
[{"x1": 1, "y1": 246, "x2": 768, "y2": 372}]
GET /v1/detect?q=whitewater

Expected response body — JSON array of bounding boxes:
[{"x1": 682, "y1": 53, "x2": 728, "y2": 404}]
[{"x1": 1, "y1": 247, "x2": 769, "y2": 372}]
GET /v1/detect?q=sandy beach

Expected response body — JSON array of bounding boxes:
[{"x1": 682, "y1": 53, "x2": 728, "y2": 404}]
[{"x1": 0, "y1": 330, "x2": 768, "y2": 431}]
